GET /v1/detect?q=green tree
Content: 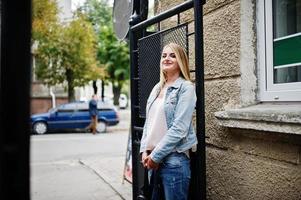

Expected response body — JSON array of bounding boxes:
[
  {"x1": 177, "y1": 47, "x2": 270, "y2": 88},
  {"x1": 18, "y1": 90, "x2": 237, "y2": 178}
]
[
  {"x1": 81, "y1": 0, "x2": 111, "y2": 33},
  {"x1": 32, "y1": 0, "x2": 101, "y2": 101},
  {"x1": 98, "y1": 25, "x2": 129, "y2": 105},
  {"x1": 59, "y1": 15, "x2": 102, "y2": 101},
  {"x1": 79, "y1": 0, "x2": 130, "y2": 105},
  {"x1": 78, "y1": 0, "x2": 112, "y2": 97},
  {"x1": 32, "y1": 0, "x2": 62, "y2": 84},
  {"x1": 32, "y1": 0, "x2": 60, "y2": 41}
]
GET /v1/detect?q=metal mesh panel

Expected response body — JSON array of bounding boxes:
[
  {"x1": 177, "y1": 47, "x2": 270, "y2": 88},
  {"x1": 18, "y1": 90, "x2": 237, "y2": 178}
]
[{"x1": 138, "y1": 23, "x2": 188, "y2": 117}]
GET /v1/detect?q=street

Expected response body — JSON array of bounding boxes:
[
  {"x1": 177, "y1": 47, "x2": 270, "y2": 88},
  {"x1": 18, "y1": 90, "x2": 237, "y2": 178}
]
[{"x1": 30, "y1": 109, "x2": 132, "y2": 200}]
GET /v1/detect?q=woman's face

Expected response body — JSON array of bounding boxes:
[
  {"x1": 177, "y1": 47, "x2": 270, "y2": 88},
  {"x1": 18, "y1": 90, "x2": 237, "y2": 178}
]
[{"x1": 161, "y1": 46, "x2": 180, "y2": 74}]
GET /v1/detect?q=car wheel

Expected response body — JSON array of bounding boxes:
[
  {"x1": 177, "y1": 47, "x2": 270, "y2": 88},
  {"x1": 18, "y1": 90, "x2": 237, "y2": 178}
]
[
  {"x1": 96, "y1": 121, "x2": 107, "y2": 133},
  {"x1": 33, "y1": 122, "x2": 48, "y2": 135}
]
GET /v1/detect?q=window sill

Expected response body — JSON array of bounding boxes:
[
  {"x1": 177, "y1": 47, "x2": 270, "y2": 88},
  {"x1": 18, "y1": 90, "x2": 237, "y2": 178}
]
[{"x1": 214, "y1": 103, "x2": 301, "y2": 135}]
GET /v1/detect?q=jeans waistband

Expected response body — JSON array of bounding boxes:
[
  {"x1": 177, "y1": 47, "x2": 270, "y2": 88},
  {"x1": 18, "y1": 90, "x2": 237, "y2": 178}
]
[{"x1": 163, "y1": 152, "x2": 189, "y2": 162}]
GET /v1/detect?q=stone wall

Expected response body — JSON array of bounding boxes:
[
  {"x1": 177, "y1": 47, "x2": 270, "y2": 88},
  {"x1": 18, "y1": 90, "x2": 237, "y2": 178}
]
[{"x1": 154, "y1": 0, "x2": 301, "y2": 199}]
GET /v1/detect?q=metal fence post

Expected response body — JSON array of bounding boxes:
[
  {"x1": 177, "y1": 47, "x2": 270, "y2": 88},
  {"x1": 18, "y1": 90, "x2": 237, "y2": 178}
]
[{"x1": 194, "y1": 0, "x2": 206, "y2": 199}]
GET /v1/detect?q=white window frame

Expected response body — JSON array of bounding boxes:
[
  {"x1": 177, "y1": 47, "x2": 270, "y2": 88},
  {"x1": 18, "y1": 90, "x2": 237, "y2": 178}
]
[{"x1": 258, "y1": 0, "x2": 301, "y2": 101}]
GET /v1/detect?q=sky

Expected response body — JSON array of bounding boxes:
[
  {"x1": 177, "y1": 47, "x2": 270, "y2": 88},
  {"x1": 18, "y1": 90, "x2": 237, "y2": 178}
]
[{"x1": 71, "y1": 0, "x2": 86, "y2": 10}]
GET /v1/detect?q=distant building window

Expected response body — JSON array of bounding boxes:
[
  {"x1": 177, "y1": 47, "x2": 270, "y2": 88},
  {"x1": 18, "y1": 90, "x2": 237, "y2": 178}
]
[{"x1": 259, "y1": 0, "x2": 301, "y2": 101}]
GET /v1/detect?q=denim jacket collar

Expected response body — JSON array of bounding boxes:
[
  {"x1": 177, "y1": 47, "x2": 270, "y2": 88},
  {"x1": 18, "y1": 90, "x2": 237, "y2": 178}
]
[{"x1": 169, "y1": 76, "x2": 185, "y2": 89}]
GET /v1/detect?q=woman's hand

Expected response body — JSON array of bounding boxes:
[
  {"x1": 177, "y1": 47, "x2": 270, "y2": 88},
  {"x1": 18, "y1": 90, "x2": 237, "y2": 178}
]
[
  {"x1": 146, "y1": 157, "x2": 159, "y2": 170},
  {"x1": 141, "y1": 152, "x2": 159, "y2": 170},
  {"x1": 141, "y1": 152, "x2": 149, "y2": 168},
  {"x1": 142, "y1": 152, "x2": 148, "y2": 162}
]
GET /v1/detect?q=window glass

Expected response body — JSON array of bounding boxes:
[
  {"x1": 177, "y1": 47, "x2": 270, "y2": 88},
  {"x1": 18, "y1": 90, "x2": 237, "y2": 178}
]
[
  {"x1": 272, "y1": 0, "x2": 301, "y2": 84},
  {"x1": 57, "y1": 103, "x2": 77, "y2": 112},
  {"x1": 77, "y1": 103, "x2": 89, "y2": 111}
]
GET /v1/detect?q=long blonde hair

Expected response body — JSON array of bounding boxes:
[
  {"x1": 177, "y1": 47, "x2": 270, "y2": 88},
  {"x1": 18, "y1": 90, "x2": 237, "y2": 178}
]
[{"x1": 159, "y1": 43, "x2": 191, "y2": 88}]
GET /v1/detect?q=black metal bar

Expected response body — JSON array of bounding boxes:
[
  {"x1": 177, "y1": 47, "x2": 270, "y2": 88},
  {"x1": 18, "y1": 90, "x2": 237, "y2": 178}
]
[
  {"x1": 188, "y1": 32, "x2": 195, "y2": 36},
  {"x1": 138, "y1": 22, "x2": 188, "y2": 43},
  {"x1": 193, "y1": 0, "x2": 206, "y2": 199},
  {"x1": 177, "y1": 13, "x2": 181, "y2": 25},
  {"x1": 131, "y1": 0, "x2": 194, "y2": 31},
  {"x1": 1, "y1": 0, "x2": 31, "y2": 199},
  {"x1": 133, "y1": 126, "x2": 144, "y2": 132},
  {"x1": 129, "y1": 14, "x2": 141, "y2": 200},
  {"x1": 186, "y1": 24, "x2": 189, "y2": 58}
]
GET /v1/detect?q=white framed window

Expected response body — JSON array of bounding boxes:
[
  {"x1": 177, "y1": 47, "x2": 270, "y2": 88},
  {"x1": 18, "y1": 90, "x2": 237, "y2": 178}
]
[{"x1": 258, "y1": 0, "x2": 301, "y2": 101}]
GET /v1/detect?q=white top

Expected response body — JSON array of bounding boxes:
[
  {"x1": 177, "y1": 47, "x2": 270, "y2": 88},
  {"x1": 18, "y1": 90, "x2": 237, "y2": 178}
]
[{"x1": 145, "y1": 92, "x2": 167, "y2": 151}]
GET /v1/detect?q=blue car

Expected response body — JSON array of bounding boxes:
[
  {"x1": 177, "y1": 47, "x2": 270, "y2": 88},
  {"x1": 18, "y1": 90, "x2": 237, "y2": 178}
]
[{"x1": 30, "y1": 101, "x2": 119, "y2": 134}]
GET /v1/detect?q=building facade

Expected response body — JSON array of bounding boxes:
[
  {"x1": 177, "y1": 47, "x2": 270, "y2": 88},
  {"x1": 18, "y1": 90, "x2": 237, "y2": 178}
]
[{"x1": 154, "y1": 0, "x2": 300, "y2": 199}]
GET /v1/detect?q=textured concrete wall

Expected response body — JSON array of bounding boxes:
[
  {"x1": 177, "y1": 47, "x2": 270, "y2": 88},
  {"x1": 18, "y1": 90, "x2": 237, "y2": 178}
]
[
  {"x1": 154, "y1": 0, "x2": 301, "y2": 199},
  {"x1": 240, "y1": 0, "x2": 257, "y2": 106},
  {"x1": 207, "y1": 129, "x2": 301, "y2": 200}
]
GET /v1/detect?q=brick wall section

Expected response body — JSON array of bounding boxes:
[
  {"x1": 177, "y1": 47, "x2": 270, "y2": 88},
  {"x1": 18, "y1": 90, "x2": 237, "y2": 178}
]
[
  {"x1": 31, "y1": 81, "x2": 68, "y2": 114},
  {"x1": 30, "y1": 97, "x2": 68, "y2": 114},
  {"x1": 154, "y1": 0, "x2": 301, "y2": 199}
]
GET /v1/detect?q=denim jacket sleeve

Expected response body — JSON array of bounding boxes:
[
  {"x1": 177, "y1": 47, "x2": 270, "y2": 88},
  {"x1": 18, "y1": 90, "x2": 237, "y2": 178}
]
[{"x1": 150, "y1": 82, "x2": 196, "y2": 163}]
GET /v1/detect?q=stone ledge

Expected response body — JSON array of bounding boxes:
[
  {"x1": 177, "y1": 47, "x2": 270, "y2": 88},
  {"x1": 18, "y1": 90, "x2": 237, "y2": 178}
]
[{"x1": 214, "y1": 103, "x2": 301, "y2": 135}]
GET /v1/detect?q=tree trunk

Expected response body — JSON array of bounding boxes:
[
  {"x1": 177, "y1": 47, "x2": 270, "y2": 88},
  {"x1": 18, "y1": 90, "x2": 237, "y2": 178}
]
[
  {"x1": 101, "y1": 80, "x2": 105, "y2": 102},
  {"x1": 112, "y1": 83, "x2": 121, "y2": 106},
  {"x1": 92, "y1": 80, "x2": 97, "y2": 95},
  {"x1": 66, "y1": 69, "x2": 75, "y2": 102}
]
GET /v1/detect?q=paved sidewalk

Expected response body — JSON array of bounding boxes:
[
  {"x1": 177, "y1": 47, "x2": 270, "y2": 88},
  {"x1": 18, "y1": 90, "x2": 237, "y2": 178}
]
[
  {"x1": 80, "y1": 156, "x2": 132, "y2": 200},
  {"x1": 80, "y1": 108, "x2": 132, "y2": 200}
]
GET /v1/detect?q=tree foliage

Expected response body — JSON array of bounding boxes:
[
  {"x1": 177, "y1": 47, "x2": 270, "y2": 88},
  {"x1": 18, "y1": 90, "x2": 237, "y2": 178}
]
[
  {"x1": 98, "y1": 26, "x2": 129, "y2": 104},
  {"x1": 32, "y1": 0, "x2": 102, "y2": 101},
  {"x1": 32, "y1": 0, "x2": 60, "y2": 41},
  {"x1": 80, "y1": 0, "x2": 111, "y2": 33}
]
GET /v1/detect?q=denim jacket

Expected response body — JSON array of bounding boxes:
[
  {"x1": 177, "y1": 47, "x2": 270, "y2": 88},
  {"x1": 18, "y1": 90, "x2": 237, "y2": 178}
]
[
  {"x1": 140, "y1": 77, "x2": 198, "y2": 163},
  {"x1": 89, "y1": 99, "x2": 98, "y2": 116}
]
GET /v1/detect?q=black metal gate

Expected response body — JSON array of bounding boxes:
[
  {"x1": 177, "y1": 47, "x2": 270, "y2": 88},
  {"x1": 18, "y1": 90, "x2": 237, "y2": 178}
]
[{"x1": 129, "y1": 0, "x2": 206, "y2": 199}]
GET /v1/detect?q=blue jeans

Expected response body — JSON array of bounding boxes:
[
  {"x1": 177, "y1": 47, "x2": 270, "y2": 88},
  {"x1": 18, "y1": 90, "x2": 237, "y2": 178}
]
[{"x1": 149, "y1": 152, "x2": 191, "y2": 200}]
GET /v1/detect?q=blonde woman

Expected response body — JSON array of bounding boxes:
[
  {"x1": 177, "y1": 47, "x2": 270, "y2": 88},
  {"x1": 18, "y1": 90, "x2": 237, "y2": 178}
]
[{"x1": 140, "y1": 43, "x2": 197, "y2": 200}]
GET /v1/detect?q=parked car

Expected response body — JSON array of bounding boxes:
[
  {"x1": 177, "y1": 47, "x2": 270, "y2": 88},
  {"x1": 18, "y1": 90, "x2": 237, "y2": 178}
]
[
  {"x1": 119, "y1": 94, "x2": 128, "y2": 109},
  {"x1": 30, "y1": 101, "x2": 119, "y2": 134}
]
